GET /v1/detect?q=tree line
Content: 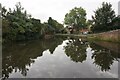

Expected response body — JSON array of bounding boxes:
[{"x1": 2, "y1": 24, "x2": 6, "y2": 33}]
[
  {"x1": 2, "y1": 2, "x2": 64, "y2": 42},
  {"x1": 2, "y1": 2, "x2": 120, "y2": 42},
  {"x1": 64, "y1": 2, "x2": 120, "y2": 33}
]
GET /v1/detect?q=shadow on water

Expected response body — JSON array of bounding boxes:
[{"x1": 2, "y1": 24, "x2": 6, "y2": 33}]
[{"x1": 2, "y1": 36, "x2": 120, "y2": 79}]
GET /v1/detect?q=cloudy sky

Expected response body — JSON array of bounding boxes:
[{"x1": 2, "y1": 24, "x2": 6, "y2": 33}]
[{"x1": 1, "y1": 0, "x2": 119, "y2": 23}]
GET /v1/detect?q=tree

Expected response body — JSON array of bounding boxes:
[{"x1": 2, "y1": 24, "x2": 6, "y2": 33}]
[
  {"x1": 111, "y1": 15, "x2": 120, "y2": 30},
  {"x1": 91, "y1": 2, "x2": 116, "y2": 33},
  {"x1": 2, "y1": 7, "x2": 7, "y2": 19},
  {"x1": 64, "y1": 7, "x2": 87, "y2": 31},
  {"x1": 2, "y1": 2, "x2": 43, "y2": 41},
  {"x1": 48, "y1": 17, "x2": 64, "y2": 33},
  {"x1": 2, "y1": 2, "x2": 64, "y2": 42}
]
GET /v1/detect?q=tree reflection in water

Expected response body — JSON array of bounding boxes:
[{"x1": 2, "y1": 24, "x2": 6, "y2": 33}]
[
  {"x1": 2, "y1": 36, "x2": 66, "y2": 79},
  {"x1": 91, "y1": 43, "x2": 119, "y2": 71},
  {"x1": 2, "y1": 36, "x2": 120, "y2": 79},
  {"x1": 64, "y1": 37, "x2": 119, "y2": 71},
  {"x1": 64, "y1": 37, "x2": 88, "y2": 63}
]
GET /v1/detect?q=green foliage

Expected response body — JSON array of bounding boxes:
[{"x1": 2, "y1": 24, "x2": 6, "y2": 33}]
[
  {"x1": 91, "y1": 2, "x2": 116, "y2": 33},
  {"x1": 86, "y1": 20, "x2": 93, "y2": 27},
  {"x1": 2, "y1": 7, "x2": 7, "y2": 18},
  {"x1": 111, "y1": 15, "x2": 120, "y2": 30},
  {"x1": 2, "y1": 2, "x2": 64, "y2": 42},
  {"x1": 48, "y1": 17, "x2": 64, "y2": 33},
  {"x1": 2, "y1": 19, "x2": 11, "y2": 41},
  {"x1": 64, "y1": 7, "x2": 87, "y2": 31}
]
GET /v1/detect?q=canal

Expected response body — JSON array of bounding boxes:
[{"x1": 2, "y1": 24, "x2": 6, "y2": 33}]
[{"x1": 2, "y1": 36, "x2": 119, "y2": 79}]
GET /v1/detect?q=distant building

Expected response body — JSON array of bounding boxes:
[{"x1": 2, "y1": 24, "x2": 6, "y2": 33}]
[
  {"x1": 80, "y1": 28, "x2": 89, "y2": 34},
  {"x1": 118, "y1": 1, "x2": 120, "y2": 15},
  {"x1": 66, "y1": 26, "x2": 75, "y2": 34}
]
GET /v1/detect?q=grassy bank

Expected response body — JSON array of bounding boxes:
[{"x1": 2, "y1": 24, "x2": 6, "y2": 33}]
[
  {"x1": 87, "y1": 29, "x2": 120, "y2": 43},
  {"x1": 56, "y1": 29, "x2": 120, "y2": 43},
  {"x1": 55, "y1": 34, "x2": 87, "y2": 37}
]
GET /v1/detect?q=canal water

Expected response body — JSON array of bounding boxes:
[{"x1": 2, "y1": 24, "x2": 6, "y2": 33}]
[{"x1": 2, "y1": 36, "x2": 119, "y2": 79}]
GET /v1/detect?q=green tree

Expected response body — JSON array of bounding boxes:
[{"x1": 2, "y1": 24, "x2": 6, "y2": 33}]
[
  {"x1": 2, "y1": 2, "x2": 42, "y2": 41},
  {"x1": 64, "y1": 7, "x2": 87, "y2": 32},
  {"x1": 111, "y1": 15, "x2": 120, "y2": 30},
  {"x1": 2, "y1": 2, "x2": 64, "y2": 42},
  {"x1": 91, "y1": 2, "x2": 116, "y2": 33},
  {"x1": 48, "y1": 17, "x2": 64, "y2": 33},
  {"x1": 2, "y1": 7, "x2": 7, "y2": 19}
]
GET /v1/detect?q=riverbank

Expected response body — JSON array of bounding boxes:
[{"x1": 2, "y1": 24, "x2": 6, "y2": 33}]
[
  {"x1": 56, "y1": 29, "x2": 120, "y2": 43},
  {"x1": 55, "y1": 34, "x2": 87, "y2": 37},
  {"x1": 88, "y1": 29, "x2": 120, "y2": 43},
  {"x1": 92, "y1": 41, "x2": 119, "y2": 54}
]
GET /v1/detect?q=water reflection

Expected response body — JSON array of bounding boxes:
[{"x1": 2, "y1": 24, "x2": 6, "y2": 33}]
[
  {"x1": 64, "y1": 37, "x2": 88, "y2": 63},
  {"x1": 91, "y1": 43, "x2": 119, "y2": 71},
  {"x1": 64, "y1": 37, "x2": 119, "y2": 71},
  {"x1": 2, "y1": 36, "x2": 66, "y2": 79},
  {"x1": 2, "y1": 36, "x2": 119, "y2": 79}
]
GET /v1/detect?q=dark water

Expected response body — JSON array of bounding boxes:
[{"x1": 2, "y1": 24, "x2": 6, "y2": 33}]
[{"x1": 2, "y1": 36, "x2": 119, "y2": 79}]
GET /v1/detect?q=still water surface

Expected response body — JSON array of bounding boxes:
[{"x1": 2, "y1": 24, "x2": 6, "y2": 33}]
[{"x1": 2, "y1": 36, "x2": 119, "y2": 79}]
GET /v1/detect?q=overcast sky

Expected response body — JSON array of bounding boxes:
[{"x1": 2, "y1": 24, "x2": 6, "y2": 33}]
[{"x1": 1, "y1": 0, "x2": 119, "y2": 23}]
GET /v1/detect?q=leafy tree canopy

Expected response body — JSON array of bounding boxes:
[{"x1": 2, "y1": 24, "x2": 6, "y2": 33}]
[
  {"x1": 91, "y1": 2, "x2": 116, "y2": 33},
  {"x1": 64, "y1": 7, "x2": 87, "y2": 30},
  {"x1": 48, "y1": 17, "x2": 64, "y2": 33}
]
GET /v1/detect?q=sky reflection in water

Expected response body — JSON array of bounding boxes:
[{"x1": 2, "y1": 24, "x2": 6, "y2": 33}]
[{"x1": 2, "y1": 36, "x2": 119, "y2": 79}]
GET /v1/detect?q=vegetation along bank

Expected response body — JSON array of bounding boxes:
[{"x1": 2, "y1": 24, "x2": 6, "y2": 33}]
[{"x1": 2, "y1": 2, "x2": 120, "y2": 43}]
